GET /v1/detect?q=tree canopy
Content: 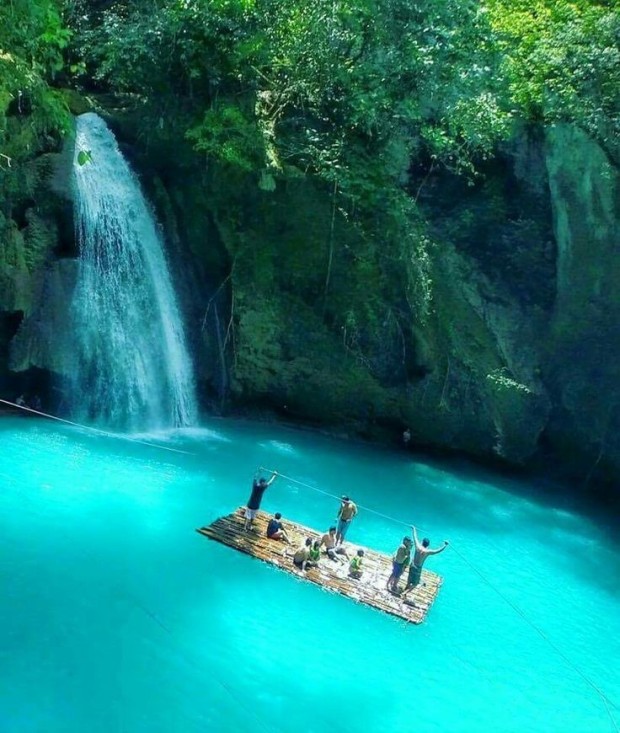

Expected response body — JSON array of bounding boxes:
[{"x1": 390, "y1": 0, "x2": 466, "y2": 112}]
[
  {"x1": 0, "y1": 0, "x2": 71, "y2": 167},
  {"x1": 2, "y1": 0, "x2": 618, "y2": 199}
]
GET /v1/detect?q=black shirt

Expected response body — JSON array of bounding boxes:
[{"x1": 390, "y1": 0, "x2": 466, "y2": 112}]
[{"x1": 247, "y1": 480, "x2": 268, "y2": 510}]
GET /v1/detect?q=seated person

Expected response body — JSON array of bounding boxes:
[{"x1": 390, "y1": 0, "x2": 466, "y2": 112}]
[
  {"x1": 266, "y1": 512, "x2": 290, "y2": 543},
  {"x1": 293, "y1": 537, "x2": 313, "y2": 571},
  {"x1": 349, "y1": 549, "x2": 364, "y2": 578},
  {"x1": 307, "y1": 539, "x2": 321, "y2": 568},
  {"x1": 320, "y1": 526, "x2": 349, "y2": 563}
]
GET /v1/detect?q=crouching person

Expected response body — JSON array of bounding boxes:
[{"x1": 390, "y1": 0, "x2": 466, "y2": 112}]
[
  {"x1": 293, "y1": 538, "x2": 313, "y2": 572},
  {"x1": 349, "y1": 549, "x2": 364, "y2": 579},
  {"x1": 266, "y1": 512, "x2": 291, "y2": 544}
]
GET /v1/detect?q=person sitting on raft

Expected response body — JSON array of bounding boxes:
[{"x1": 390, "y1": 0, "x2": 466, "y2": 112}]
[
  {"x1": 308, "y1": 539, "x2": 321, "y2": 567},
  {"x1": 403, "y1": 526, "x2": 449, "y2": 596},
  {"x1": 349, "y1": 549, "x2": 364, "y2": 578},
  {"x1": 293, "y1": 538, "x2": 313, "y2": 572},
  {"x1": 386, "y1": 536, "x2": 412, "y2": 593},
  {"x1": 320, "y1": 526, "x2": 349, "y2": 563},
  {"x1": 266, "y1": 512, "x2": 291, "y2": 544}
]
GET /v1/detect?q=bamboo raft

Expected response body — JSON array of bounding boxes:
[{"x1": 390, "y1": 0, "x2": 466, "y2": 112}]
[{"x1": 197, "y1": 508, "x2": 442, "y2": 624}]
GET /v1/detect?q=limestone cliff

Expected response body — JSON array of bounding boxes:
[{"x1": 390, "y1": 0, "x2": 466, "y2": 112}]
[
  {"x1": 143, "y1": 120, "x2": 618, "y2": 492},
  {"x1": 544, "y1": 125, "x2": 620, "y2": 487}
]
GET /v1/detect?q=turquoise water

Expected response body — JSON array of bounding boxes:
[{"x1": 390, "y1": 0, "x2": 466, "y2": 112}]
[{"x1": 1, "y1": 417, "x2": 619, "y2": 733}]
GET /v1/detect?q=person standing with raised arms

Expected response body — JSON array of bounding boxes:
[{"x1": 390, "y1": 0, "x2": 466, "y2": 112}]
[
  {"x1": 403, "y1": 526, "x2": 449, "y2": 595},
  {"x1": 244, "y1": 471, "x2": 278, "y2": 531}
]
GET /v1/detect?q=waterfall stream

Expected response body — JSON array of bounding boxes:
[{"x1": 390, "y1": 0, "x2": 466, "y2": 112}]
[{"x1": 69, "y1": 113, "x2": 197, "y2": 430}]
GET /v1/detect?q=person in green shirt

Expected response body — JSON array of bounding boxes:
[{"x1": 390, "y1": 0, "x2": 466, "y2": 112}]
[
  {"x1": 349, "y1": 549, "x2": 364, "y2": 578},
  {"x1": 386, "y1": 536, "x2": 412, "y2": 593},
  {"x1": 307, "y1": 540, "x2": 321, "y2": 567}
]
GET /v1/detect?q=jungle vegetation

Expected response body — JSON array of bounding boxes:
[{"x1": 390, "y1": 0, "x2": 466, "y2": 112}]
[{"x1": 2, "y1": 0, "x2": 618, "y2": 180}]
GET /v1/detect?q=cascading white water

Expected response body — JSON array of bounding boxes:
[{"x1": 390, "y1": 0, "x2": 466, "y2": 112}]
[{"x1": 69, "y1": 112, "x2": 197, "y2": 430}]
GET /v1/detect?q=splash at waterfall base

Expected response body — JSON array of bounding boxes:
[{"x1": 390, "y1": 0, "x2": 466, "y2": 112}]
[{"x1": 198, "y1": 508, "x2": 442, "y2": 624}]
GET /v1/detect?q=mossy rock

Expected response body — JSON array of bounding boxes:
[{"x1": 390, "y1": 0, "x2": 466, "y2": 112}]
[{"x1": 61, "y1": 89, "x2": 95, "y2": 117}]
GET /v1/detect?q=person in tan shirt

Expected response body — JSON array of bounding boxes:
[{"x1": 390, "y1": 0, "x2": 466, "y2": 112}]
[{"x1": 336, "y1": 495, "x2": 358, "y2": 545}]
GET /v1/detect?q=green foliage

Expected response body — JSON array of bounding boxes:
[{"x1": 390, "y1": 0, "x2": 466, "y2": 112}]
[
  {"x1": 486, "y1": 0, "x2": 620, "y2": 157},
  {"x1": 68, "y1": 0, "x2": 618, "y2": 331},
  {"x1": 187, "y1": 104, "x2": 264, "y2": 171},
  {"x1": 0, "y1": 0, "x2": 71, "y2": 164},
  {"x1": 77, "y1": 0, "x2": 509, "y2": 177}
]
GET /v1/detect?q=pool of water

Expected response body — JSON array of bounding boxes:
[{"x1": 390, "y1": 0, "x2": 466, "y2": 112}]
[{"x1": 0, "y1": 417, "x2": 618, "y2": 733}]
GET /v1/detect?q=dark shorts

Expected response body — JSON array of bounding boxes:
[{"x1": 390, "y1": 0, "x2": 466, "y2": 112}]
[
  {"x1": 392, "y1": 561, "x2": 405, "y2": 578},
  {"x1": 408, "y1": 565, "x2": 422, "y2": 587}
]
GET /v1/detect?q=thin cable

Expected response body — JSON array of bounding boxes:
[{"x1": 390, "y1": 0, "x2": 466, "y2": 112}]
[
  {"x1": 124, "y1": 593, "x2": 274, "y2": 733},
  {"x1": 263, "y1": 466, "x2": 619, "y2": 731},
  {"x1": 127, "y1": 589, "x2": 356, "y2": 733},
  {"x1": 450, "y1": 543, "x2": 619, "y2": 731},
  {"x1": 0, "y1": 398, "x2": 196, "y2": 456},
  {"x1": 260, "y1": 466, "x2": 427, "y2": 532}
]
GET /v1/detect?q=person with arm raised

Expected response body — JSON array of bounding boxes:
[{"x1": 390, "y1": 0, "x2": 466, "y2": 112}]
[
  {"x1": 404, "y1": 526, "x2": 449, "y2": 594},
  {"x1": 244, "y1": 472, "x2": 278, "y2": 531}
]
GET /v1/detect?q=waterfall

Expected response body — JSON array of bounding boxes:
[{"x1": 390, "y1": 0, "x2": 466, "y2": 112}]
[{"x1": 69, "y1": 113, "x2": 197, "y2": 431}]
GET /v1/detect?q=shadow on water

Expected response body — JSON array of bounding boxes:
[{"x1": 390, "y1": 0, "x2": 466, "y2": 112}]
[{"x1": 304, "y1": 422, "x2": 620, "y2": 543}]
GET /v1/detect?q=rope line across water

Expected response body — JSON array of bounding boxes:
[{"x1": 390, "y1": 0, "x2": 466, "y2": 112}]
[
  {"x1": 263, "y1": 467, "x2": 619, "y2": 732},
  {"x1": 0, "y1": 398, "x2": 195, "y2": 455},
  {"x1": 259, "y1": 466, "x2": 433, "y2": 534}
]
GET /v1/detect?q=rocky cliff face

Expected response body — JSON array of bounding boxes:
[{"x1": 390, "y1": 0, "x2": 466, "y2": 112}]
[
  {"x1": 1, "y1": 114, "x2": 617, "y2": 495},
  {"x1": 154, "y1": 120, "x2": 617, "y2": 493},
  {"x1": 0, "y1": 117, "x2": 76, "y2": 399},
  {"x1": 543, "y1": 125, "x2": 620, "y2": 487}
]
